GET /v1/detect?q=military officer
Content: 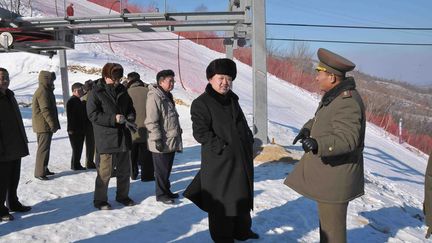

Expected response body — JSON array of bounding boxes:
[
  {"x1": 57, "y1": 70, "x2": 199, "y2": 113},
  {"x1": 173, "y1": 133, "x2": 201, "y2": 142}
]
[{"x1": 284, "y1": 48, "x2": 366, "y2": 243}]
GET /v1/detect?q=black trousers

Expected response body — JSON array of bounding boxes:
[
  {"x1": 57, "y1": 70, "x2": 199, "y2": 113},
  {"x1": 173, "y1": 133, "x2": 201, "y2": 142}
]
[
  {"x1": 208, "y1": 212, "x2": 252, "y2": 243},
  {"x1": 68, "y1": 132, "x2": 85, "y2": 169},
  {"x1": 152, "y1": 152, "x2": 175, "y2": 200},
  {"x1": 131, "y1": 142, "x2": 154, "y2": 180},
  {"x1": 84, "y1": 124, "x2": 95, "y2": 167},
  {"x1": 0, "y1": 159, "x2": 22, "y2": 215}
]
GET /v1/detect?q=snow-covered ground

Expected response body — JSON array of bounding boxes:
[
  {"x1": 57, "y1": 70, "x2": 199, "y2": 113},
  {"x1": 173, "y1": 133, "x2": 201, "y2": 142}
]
[{"x1": 0, "y1": 1, "x2": 429, "y2": 242}]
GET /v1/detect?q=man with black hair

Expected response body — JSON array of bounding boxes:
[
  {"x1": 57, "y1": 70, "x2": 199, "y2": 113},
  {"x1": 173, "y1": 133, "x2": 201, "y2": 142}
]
[
  {"x1": 145, "y1": 69, "x2": 182, "y2": 204},
  {"x1": 0, "y1": 67, "x2": 32, "y2": 222},
  {"x1": 87, "y1": 63, "x2": 136, "y2": 210},
  {"x1": 66, "y1": 82, "x2": 86, "y2": 170},
  {"x1": 127, "y1": 72, "x2": 154, "y2": 181}
]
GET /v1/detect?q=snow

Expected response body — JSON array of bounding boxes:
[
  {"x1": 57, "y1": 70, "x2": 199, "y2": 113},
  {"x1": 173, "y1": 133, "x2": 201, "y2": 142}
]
[{"x1": 0, "y1": 1, "x2": 430, "y2": 242}]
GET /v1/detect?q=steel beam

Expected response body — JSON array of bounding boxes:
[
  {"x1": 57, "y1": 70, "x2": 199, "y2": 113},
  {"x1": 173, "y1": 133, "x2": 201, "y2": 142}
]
[
  {"x1": 59, "y1": 50, "x2": 69, "y2": 110},
  {"x1": 252, "y1": 0, "x2": 268, "y2": 145}
]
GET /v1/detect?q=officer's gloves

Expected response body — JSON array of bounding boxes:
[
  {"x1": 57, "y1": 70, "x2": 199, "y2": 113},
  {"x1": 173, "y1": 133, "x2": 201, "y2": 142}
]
[
  {"x1": 302, "y1": 138, "x2": 318, "y2": 154},
  {"x1": 293, "y1": 128, "x2": 310, "y2": 145},
  {"x1": 293, "y1": 128, "x2": 318, "y2": 154},
  {"x1": 155, "y1": 140, "x2": 164, "y2": 152}
]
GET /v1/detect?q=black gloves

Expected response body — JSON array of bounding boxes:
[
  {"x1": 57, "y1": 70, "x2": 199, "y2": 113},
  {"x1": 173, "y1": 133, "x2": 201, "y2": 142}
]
[
  {"x1": 293, "y1": 128, "x2": 310, "y2": 145},
  {"x1": 125, "y1": 121, "x2": 138, "y2": 133},
  {"x1": 155, "y1": 140, "x2": 164, "y2": 152},
  {"x1": 302, "y1": 138, "x2": 318, "y2": 154}
]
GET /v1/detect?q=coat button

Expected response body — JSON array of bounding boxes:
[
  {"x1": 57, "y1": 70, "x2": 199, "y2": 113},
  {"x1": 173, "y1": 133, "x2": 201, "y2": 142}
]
[{"x1": 328, "y1": 147, "x2": 333, "y2": 152}]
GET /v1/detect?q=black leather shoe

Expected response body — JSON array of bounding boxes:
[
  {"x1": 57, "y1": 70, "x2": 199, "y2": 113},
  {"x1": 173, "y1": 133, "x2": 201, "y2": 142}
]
[
  {"x1": 72, "y1": 165, "x2": 86, "y2": 171},
  {"x1": 168, "y1": 192, "x2": 179, "y2": 199},
  {"x1": 116, "y1": 198, "x2": 135, "y2": 207},
  {"x1": 45, "y1": 169, "x2": 55, "y2": 176},
  {"x1": 160, "y1": 199, "x2": 175, "y2": 205},
  {"x1": 94, "y1": 201, "x2": 111, "y2": 210},
  {"x1": 9, "y1": 203, "x2": 32, "y2": 212},
  {"x1": 36, "y1": 176, "x2": 50, "y2": 181},
  {"x1": 0, "y1": 214, "x2": 14, "y2": 221},
  {"x1": 86, "y1": 162, "x2": 96, "y2": 169},
  {"x1": 235, "y1": 231, "x2": 260, "y2": 241}
]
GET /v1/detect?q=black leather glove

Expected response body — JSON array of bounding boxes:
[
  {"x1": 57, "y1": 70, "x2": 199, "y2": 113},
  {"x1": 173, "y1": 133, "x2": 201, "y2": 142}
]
[
  {"x1": 125, "y1": 121, "x2": 138, "y2": 133},
  {"x1": 155, "y1": 140, "x2": 164, "y2": 152},
  {"x1": 302, "y1": 137, "x2": 318, "y2": 154},
  {"x1": 293, "y1": 128, "x2": 310, "y2": 145}
]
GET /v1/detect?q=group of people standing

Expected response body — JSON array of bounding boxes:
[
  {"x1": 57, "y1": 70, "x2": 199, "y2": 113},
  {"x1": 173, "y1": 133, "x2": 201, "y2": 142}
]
[{"x1": 0, "y1": 50, "x2": 431, "y2": 243}]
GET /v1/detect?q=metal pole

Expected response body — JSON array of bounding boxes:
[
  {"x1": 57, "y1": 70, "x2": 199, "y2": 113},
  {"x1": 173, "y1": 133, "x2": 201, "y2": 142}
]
[
  {"x1": 59, "y1": 50, "x2": 70, "y2": 111},
  {"x1": 399, "y1": 118, "x2": 403, "y2": 143},
  {"x1": 252, "y1": 0, "x2": 268, "y2": 144}
]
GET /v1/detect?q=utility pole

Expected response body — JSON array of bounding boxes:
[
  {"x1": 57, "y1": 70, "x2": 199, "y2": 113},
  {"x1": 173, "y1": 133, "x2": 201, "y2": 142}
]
[
  {"x1": 59, "y1": 50, "x2": 69, "y2": 110},
  {"x1": 252, "y1": 0, "x2": 268, "y2": 144}
]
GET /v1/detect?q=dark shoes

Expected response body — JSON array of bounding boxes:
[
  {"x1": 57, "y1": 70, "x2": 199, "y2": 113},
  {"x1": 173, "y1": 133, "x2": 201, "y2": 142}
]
[
  {"x1": 168, "y1": 192, "x2": 179, "y2": 199},
  {"x1": 0, "y1": 214, "x2": 14, "y2": 221},
  {"x1": 116, "y1": 197, "x2": 135, "y2": 207},
  {"x1": 45, "y1": 169, "x2": 55, "y2": 176},
  {"x1": 156, "y1": 196, "x2": 175, "y2": 205},
  {"x1": 94, "y1": 201, "x2": 112, "y2": 210},
  {"x1": 35, "y1": 176, "x2": 50, "y2": 181},
  {"x1": 9, "y1": 203, "x2": 32, "y2": 212},
  {"x1": 141, "y1": 177, "x2": 155, "y2": 182},
  {"x1": 86, "y1": 162, "x2": 96, "y2": 169},
  {"x1": 235, "y1": 231, "x2": 260, "y2": 241},
  {"x1": 72, "y1": 165, "x2": 86, "y2": 171}
]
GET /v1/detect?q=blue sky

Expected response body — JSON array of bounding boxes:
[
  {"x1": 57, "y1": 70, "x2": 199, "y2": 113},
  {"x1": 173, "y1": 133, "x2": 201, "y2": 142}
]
[{"x1": 128, "y1": 0, "x2": 432, "y2": 86}]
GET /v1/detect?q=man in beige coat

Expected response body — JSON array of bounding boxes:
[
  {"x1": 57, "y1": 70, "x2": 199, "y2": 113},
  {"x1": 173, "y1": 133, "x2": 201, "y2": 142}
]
[
  {"x1": 32, "y1": 70, "x2": 60, "y2": 180},
  {"x1": 145, "y1": 69, "x2": 182, "y2": 204},
  {"x1": 127, "y1": 72, "x2": 154, "y2": 181},
  {"x1": 284, "y1": 48, "x2": 365, "y2": 243}
]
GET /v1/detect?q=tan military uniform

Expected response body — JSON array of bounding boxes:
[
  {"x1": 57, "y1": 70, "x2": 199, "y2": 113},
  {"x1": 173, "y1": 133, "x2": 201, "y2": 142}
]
[{"x1": 285, "y1": 48, "x2": 365, "y2": 243}]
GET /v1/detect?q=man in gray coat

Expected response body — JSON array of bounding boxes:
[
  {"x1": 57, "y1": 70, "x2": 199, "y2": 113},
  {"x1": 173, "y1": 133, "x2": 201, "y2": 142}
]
[
  {"x1": 0, "y1": 68, "x2": 32, "y2": 221},
  {"x1": 127, "y1": 72, "x2": 154, "y2": 181},
  {"x1": 32, "y1": 70, "x2": 60, "y2": 180},
  {"x1": 284, "y1": 48, "x2": 365, "y2": 243},
  {"x1": 145, "y1": 70, "x2": 182, "y2": 204}
]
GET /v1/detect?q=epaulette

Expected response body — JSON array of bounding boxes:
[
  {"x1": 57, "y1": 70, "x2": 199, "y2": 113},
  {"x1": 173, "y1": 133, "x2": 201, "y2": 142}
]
[{"x1": 341, "y1": 90, "x2": 352, "y2": 98}]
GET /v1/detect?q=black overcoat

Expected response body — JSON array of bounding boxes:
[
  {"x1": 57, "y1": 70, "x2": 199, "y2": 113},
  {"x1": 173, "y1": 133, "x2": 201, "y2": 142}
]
[
  {"x1": 0, "y1": 89, "x2": 29, "y2": 162},
  {"x1": 66, "y1": 95, "x2": 86, "y2": 134},
  {"x1": 86, "y1": 79, "x2": 135, "y2": 154},
  {"x1": 184, "y1": 84, "x2": 254, "y2": 216}
]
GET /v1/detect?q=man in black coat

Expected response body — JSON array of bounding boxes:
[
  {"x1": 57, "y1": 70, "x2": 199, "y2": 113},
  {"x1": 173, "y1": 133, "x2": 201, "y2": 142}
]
[
  {"x1": 82, "y1": 80, "x2": 96, "y2": 169},
  {"x1": 184, "y1": 58, "x2": 259, "y2": 242},
  {"x1": 86, "y1": 63, "x2": 136, "y2": 210},
  {"x1": 67, "y1": 82, "x2": 86, "y2": 170},
  {"x1": 0, "y1": 67, "x2": 32, "y2": 222}
]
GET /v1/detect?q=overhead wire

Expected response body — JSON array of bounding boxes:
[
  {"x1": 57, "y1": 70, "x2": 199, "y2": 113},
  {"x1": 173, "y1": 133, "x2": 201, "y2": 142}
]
[{"x1": 75, "y1": 36, "x2": 432, "y2": 46}]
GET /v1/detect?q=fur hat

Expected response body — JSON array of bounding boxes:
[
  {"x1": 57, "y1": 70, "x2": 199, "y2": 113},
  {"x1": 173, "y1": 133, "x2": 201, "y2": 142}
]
[
  {"x1": 102, "y1": 63, "x2": 123, "y2": 81},
  {"x1": 206, "y1": 58, "x2": 237, "y2": 81}
]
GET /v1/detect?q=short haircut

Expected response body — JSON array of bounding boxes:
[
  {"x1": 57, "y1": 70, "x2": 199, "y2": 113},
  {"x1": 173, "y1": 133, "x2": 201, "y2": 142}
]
[
  {"x1": 71, "y1": 82, "x2": 83, "y2": 92},
  {"x1": 156, "y1": 69, "x2": 175, "y2": 83},
  {"x1": 0, "y1": 67, "x2": 8, "y2": 73},
  {"x1": 102, "y1": 63, "x2": 123, "y2": 81},
  {"x1": 83, "y1": 80, "x2": 93, "y2": 91},
  {"x1": 127, "y1": 72, "x2": 140, "y2": 81}
]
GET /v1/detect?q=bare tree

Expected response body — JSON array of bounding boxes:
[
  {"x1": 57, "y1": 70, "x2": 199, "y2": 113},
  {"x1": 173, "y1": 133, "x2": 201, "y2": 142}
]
[{"x1": 0, "y1": 0, "x2": 32, "y2": 16}]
